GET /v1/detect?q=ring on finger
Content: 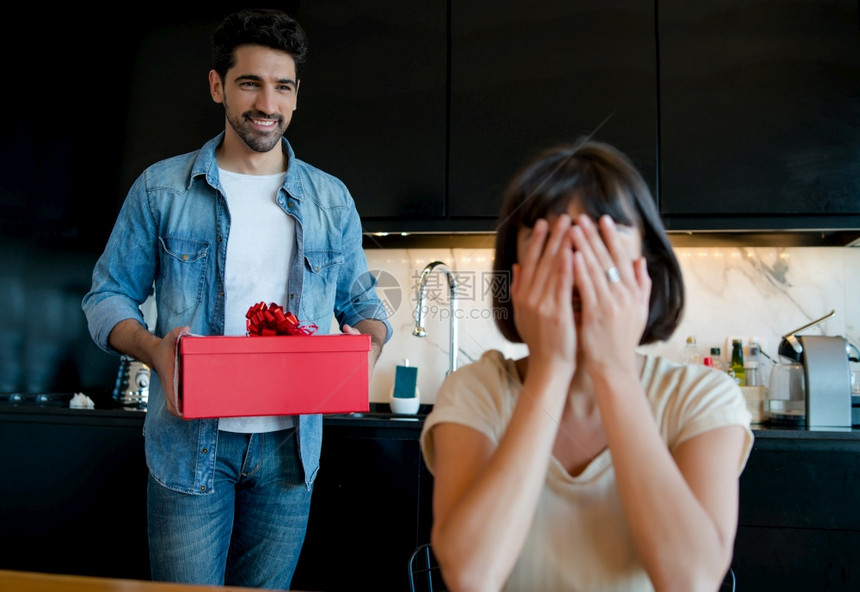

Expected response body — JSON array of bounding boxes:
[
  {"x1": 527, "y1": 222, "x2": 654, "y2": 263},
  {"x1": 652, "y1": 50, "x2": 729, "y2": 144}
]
[{"x1": 606, "y1": 266, "x2": 621, "y2": 284}]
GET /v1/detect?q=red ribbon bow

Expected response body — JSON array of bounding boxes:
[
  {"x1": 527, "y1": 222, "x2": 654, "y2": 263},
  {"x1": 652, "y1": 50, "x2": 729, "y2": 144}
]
[{"x1": 245, "y1": 302, "x2": 318, "y2": 336}]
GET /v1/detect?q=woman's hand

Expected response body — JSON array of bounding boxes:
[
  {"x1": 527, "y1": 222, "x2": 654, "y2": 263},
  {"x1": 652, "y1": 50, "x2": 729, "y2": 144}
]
[
  {"x1": 431, "y1": 215, "x2": 581, "y2": 590},
  {"x1": 511, "y1": 215, "x2": 576, "y2": 379},
  {"x1": 571, "y1": 214, "x2": 651, "y2": 376}
]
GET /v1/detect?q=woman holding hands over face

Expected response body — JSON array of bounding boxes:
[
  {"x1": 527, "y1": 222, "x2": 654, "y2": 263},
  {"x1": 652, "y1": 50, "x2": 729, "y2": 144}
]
[{"x1": 420, "y1": 141, "x2": 753, "y2": 592}]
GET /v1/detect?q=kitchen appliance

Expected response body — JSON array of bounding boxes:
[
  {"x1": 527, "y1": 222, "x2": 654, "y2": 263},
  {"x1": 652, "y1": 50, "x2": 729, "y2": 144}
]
[
  {"x1": 797, "y1": 335, "x2": 852, "y2": 428},
  {"x1": 765, "y1": 356, "x2": 806, "y2": 425},
  {"x1": 113, "y1": 355, "x2": 150, "y2": 409},
  {"x1": 770, "y1": 311, "x2": 855, "y2": 429},
  {"x1": 853, "y1": 369, "x2": 860, "y2": 427}
]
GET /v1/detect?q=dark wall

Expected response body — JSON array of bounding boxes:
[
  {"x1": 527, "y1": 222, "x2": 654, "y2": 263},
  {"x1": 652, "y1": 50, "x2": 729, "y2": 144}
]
[{"x1": 0, "y1": 6, "x2": 280, "y2": 394}]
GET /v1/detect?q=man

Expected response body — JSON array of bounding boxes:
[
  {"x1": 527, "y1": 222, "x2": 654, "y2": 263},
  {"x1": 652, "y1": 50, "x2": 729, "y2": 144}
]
[{"x1": 82, "y1": 8, "x2": 390, "y2": 588}]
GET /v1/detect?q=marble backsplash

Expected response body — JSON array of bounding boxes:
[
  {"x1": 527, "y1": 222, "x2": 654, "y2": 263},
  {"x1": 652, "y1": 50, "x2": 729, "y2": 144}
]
[
  {"x1": 364, "y1": 245, "x2": 860, "y2": 405},
  {"x1": 2, "y1": 240, "x2": 855, "y2": 399}
]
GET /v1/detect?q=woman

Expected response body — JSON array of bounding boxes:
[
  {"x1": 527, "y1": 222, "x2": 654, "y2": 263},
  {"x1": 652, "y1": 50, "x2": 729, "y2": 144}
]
[{"x1": 420, "y1": 140, "x2": 753, "y2": 591}]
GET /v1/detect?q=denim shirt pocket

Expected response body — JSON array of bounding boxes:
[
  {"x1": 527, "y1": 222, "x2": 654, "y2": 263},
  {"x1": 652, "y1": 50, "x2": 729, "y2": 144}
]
[
  {"x1": 300, "y1": 250, "x2": 344, "y2": 324},
  {"x1": 158, "y1": 236, "x2": 210, "y2": 315}
]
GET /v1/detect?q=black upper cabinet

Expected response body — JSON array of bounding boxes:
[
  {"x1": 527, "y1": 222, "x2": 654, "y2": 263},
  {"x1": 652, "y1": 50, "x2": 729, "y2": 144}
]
[
  {"x1": 449, "y1": 0, "x2": 658, "y2": 221},
  {"x1": 18, "y1": 4, "x2": 855, "y2": 240},
  {"x1": 658, "y1": 0, "x2": 860, "y2": 230},
  {"x1": 288, "y1": 2, "x2": 447, "y2": 222}
]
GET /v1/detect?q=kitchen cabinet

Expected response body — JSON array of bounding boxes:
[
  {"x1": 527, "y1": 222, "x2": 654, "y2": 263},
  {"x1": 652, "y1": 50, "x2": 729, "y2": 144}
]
[
  {"x1": 7, "y1": 5, "x2": 860, "y2": 246},
  {"x1": 287, "y1": 2, "x2": 447, "y2": 223},
  {"x1": 658, "y1": 0, "x2": 860, "y2": 231},
  {"x1": 0, "y1": 406, "x2": 150, "y2": 580},
  {"x1": 448, "y1": 0, "x2": 658, "y2": 221},
  {"x1": 0, "y1": 406, "x2": 433, "y2": 591},
  {"x1": 733, "y1": 428, "x2": 860, "y2": 590},
  {"x1": 9, "y1": 402, "x2": 860, "y2": 592},
  {"x1": 4, "y1": 403, "x2": 860, "y2": 590},
  {"x1": 40, "y1": 4, "x2": 444, "y2": 238},
  {"x1": 292, "y1": 1, "x2": 658, "y2": 233},
  {"x1": 291, "y1": 415, "x2": 432, "y2": 591}
]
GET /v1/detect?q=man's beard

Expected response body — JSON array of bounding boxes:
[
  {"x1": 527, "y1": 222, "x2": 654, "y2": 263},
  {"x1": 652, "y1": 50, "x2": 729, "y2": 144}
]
[{"x1": 224, "y1": 102, "x2": 286, "y2": 153}]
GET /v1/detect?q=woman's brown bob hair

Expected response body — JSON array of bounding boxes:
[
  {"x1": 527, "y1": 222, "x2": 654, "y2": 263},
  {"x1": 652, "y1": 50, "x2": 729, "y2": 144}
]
[{"x1": 492, "y1": 140, "x2": 684, "y2": 346}]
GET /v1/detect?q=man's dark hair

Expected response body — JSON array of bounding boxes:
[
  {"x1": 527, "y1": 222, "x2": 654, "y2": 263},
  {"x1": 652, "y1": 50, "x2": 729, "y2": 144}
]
[
  {"x1": 492, "y1": 139, "x2": 685, "y2": 346},
  {"x1": 211, "y1": 8, "x2": 308, "y2": 81}
]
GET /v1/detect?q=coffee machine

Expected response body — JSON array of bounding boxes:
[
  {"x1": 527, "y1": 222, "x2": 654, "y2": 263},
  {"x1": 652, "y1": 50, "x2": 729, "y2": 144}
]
[
  {"x1": 776, "y1": 317, "x2": 853, "y2": 429},
  {"x1": 797, "y1": 335, "x2": 852, "y2": 428}
]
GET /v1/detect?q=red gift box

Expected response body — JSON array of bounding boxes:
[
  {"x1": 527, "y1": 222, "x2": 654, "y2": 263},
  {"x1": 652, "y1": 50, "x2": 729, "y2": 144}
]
[{"x1": 177, "y1": 334, "x2": 371, "y2": 419}]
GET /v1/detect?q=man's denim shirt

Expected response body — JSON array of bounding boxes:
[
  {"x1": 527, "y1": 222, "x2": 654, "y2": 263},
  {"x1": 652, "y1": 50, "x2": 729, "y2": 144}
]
[{"x1": 82, "y1": 133, "x2": 392, "y2": 494}]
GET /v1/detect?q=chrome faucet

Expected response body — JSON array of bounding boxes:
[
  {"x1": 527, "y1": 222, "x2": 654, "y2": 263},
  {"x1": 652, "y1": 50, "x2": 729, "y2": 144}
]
[{"x1": 413, "y1": 261, "x2": 459, "y2": 375}]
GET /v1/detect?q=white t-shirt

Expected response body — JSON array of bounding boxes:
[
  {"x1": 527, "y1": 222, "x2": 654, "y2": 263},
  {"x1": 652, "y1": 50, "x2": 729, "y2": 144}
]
[
  {"x1": 420, "y1": 350, "x2": 754, "y2": 592},
  {"x1": 218, "y1": 168, "x2": 295, "y2": 433}
]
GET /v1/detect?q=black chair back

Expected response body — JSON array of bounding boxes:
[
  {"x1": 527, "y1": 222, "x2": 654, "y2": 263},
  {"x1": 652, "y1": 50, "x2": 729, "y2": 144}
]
[{"x1": 408, "y1": 543, "x2": 447, "y2": 592}]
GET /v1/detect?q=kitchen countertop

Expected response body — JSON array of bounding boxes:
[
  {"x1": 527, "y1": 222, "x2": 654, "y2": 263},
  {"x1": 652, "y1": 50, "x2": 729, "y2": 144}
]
[
  {"x1": 2, "y1": 395, "x2": 857, "y2": 439},
  {"x1": 0, "y1": 393, "x2": 146, "y2": 427},
  {"x1": 322, "y1": 402, "x2": 427, "y2": 430},
  {"x1": 0, "y1": 395, "x2": 428, "y2": 431},
  {"x1": 750, "y1": 423, "x2": 860, "y2": 440}
]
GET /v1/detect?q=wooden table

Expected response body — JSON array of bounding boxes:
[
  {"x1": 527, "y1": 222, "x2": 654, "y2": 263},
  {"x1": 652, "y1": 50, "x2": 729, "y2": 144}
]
[{"x1": 0, "y1": 570, "x2": 312, "y2": 592}]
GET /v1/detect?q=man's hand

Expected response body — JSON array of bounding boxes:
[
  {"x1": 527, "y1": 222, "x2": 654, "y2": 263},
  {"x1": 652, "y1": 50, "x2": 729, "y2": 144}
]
[
  {"x1": 343, "y1": 319, "x2": 386, "y2": 375},
  {"x1": 108, "y1": 320, "x2": 190, "y2": 418},
  {"x1": 155, "y1": 326, "x2": 190, "y2": 416}
]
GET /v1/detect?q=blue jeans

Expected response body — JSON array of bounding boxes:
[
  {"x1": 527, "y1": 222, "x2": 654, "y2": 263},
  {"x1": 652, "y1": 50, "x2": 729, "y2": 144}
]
[{"x1": 147, "y1": 429, "x2": 312, "y2": 588}]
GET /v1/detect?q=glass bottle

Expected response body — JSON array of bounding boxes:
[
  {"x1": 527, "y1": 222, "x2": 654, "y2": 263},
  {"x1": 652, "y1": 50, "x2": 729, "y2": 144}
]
[
  {"x1": 710, "y1": 347, "x2": 726, "y2": 372},
  {"x1": 730, "y1": 339, "x2": 746, "y2": 386},
  {"x1": 745, "y1": 342, "x2": 761, "y2": 387},
  {"x1": 683, "y1": 335, "x2": 702, "y2": 365}
]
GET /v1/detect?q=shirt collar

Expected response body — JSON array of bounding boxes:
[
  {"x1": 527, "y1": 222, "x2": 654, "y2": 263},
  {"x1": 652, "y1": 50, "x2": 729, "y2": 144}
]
[{"x1": 191, "y1": 132, "x2": 303, "y2": 201}]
